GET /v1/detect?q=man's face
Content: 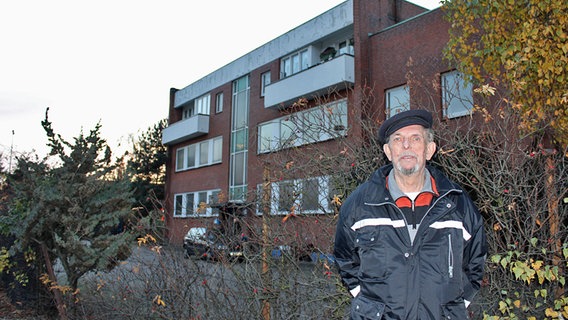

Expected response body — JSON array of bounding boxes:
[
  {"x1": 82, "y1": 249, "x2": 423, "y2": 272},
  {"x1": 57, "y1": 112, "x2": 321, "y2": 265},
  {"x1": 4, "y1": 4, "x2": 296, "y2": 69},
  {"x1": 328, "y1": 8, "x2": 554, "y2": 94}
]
[{"x1": 383, "y1": 124, "x2": 436, "y2": 176}]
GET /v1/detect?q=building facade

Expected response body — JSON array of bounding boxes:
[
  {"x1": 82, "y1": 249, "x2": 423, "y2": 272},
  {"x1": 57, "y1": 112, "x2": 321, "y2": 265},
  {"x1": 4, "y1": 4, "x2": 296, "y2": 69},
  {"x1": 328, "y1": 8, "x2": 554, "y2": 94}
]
[{"x1": 162, "y1": 0, "x2": 474, "y2": 248}]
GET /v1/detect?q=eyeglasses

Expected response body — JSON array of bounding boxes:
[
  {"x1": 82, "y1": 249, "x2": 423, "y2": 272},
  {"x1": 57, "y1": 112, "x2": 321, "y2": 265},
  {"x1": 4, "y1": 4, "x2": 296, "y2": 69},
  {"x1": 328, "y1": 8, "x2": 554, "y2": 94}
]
[{"x1": 388, "y1": 134, "x2": 425, "y2": 147}]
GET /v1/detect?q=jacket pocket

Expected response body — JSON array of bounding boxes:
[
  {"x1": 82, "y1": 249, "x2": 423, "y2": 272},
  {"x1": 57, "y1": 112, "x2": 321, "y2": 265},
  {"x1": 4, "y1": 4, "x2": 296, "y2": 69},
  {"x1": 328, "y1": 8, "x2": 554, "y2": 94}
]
[
  {"x1": 440, "y1": 301, "x2": 468, "y2": 320},
  {"x1": 355, "y1": 231, "x2": 388, "y2": 280},
  {"x1": 350, "y1": 295, "x2": 385, "y2": 320}
]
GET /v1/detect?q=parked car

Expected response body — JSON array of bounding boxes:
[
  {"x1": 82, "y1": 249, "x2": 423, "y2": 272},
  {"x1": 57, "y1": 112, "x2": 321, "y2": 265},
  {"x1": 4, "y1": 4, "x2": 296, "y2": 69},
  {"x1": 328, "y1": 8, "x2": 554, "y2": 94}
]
[{"x1": 183, "y1": 227, "x2": 244, "y2": 261}]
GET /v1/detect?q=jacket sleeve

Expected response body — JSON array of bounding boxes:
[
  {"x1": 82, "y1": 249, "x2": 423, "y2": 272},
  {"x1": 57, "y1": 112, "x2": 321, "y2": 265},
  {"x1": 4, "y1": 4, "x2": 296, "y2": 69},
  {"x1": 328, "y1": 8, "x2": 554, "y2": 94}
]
[
  {"x1": 461, "y1": 193, "x2": 487, "y2": 302},
  {"x1": 334, "y1": 194, "x2": 361, "y2": 297}
]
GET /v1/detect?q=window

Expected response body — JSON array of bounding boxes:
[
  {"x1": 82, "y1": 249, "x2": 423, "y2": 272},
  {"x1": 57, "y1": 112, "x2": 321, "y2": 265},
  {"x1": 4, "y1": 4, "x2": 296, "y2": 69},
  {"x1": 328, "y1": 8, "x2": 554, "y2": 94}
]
[
  {"x1": 173, "y1": 189, "x2": 221, "y2": 217},
  {"x1": 257, "y1": 99, "x2": 348, "y2": 153},
  {"x1": 386, "y1": 85, "x2": 410, "y2": 118},
  {"x1": 186, "y1": 144, "x2": 196, "y2": 168},
  {"x1": 186, "y1": 193, "x2": 195, "y2": 215},
  {"x1": 258, "y1": 120, "x2": 280, "y2": 152},
  {"x1": 176, "y1": 148, "x2": 185, "y2": 171},
  {"x1": 301, "y1": 178, "x2": 320, "y2": 211},
  {"x1": 442, "y1": 70, "x2": 473, "y2": 118},
  {"x1": 215, "y1": 92, "x2": 223, "y2": 113},
  {"x1": 199, "y1": 141, "x2": 209, "y2": 166},
  {"x1": 278, "y1": 181, "x2": 296, "y2": 212},
  {"x1": 195, "y1": 94, "x2": 211, "y2": 115},
  {"x1": 182, "y1": 105, "x2": 193, "y2": 119},
  {"x1": 182, "y1": 93, "x2": 211, "y2": 119},
  {"x1": 257, "y1": 176, "x2": 334, "y2": 215},
  {"x1": 280, "y1": 48, "x2": 310, "y2": 78},
  {"x1": 212, "y1": 137, "x2": 222, "y2": 163},
  {"x1": 175, "y1": 136, "x2": 223, "y2": 171},
  {"x1": 338, "y1": 39, "x2": 354, "y2": 55},
  {"x1": 260, "y1": 71, "x2": 271, "y2": 97},
  {"x1": 230, "y1": 75, "x2": 249, "y2": 202},
  {"x1": 175, "y1": 194, "x2": 183, "y2": 216}
]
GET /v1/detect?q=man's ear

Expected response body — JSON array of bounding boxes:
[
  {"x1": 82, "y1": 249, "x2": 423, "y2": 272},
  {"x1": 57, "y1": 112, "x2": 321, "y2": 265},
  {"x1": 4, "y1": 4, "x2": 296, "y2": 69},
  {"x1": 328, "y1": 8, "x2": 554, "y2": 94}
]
[
  {"x1": 426, "y1": 141, "x2": 437, "y2": 160},
  {"x1": 383, "y1": 143, "x2": 392, "y2": 161}
]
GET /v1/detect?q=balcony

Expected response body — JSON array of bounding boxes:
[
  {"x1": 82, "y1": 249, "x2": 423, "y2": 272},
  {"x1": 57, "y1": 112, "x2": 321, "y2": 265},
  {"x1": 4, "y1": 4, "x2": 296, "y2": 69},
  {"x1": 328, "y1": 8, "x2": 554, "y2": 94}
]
[
  {"x1": 162, "y1": 114, "x2": 209, "y2": 145},
  {"x1": 264, "y1": 54, "x2": 354, "y2": 108}
]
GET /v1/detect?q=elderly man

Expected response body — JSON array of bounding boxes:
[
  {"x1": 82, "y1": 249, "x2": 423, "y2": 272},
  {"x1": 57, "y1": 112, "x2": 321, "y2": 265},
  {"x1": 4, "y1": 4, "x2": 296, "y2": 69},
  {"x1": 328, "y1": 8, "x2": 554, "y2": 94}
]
[{"x1": 334, "y1": 109, "x2": 487, "y2": 319}]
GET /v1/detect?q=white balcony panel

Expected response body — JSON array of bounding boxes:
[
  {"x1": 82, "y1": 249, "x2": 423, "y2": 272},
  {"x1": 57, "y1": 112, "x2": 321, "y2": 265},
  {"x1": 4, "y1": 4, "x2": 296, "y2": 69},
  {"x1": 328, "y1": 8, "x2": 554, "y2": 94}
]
[
  {"x1": 264, "y1": 54, "x2": 354, "y2": 108},
  {"x1": 162, "y1": 114, "x2": 209, "y2": 145}
]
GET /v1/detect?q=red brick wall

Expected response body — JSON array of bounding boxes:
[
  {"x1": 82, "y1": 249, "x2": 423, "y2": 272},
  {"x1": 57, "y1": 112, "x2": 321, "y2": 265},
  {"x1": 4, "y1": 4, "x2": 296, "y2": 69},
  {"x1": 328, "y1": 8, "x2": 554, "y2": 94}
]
[
  {"x1": 166, "y1": 1, "x2": 451, "y2": 246},
  {"x1": 368, "y1": 8, "x2": 449, "y2": 121}
]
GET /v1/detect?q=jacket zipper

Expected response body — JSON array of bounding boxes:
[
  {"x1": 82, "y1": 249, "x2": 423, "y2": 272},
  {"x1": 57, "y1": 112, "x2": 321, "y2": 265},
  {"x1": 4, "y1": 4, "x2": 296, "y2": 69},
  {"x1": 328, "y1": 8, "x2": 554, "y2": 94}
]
[
  {"x1": 364, "y1": 189, "x2": 462, "y2": 244},
  {"x1": 419, "y1": 189, "x2": 460, "y2": 226},
  {"x1": 448, "y1": 234, "x2": 454, "y2": 278}
]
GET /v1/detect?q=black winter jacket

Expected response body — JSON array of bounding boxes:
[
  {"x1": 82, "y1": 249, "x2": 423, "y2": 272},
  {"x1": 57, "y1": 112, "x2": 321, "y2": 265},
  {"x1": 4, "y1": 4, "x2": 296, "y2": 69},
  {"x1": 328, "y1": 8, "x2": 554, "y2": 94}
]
[{"x1": 334, "y1": 165, "x2": 487, "y2": 319}]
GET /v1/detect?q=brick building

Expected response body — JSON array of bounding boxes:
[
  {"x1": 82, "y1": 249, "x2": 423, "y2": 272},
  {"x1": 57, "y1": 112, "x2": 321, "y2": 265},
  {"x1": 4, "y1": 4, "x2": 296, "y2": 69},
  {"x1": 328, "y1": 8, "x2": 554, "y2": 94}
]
[{"x1": 162, "y1": 0, "x2": 474, "y2": 250}]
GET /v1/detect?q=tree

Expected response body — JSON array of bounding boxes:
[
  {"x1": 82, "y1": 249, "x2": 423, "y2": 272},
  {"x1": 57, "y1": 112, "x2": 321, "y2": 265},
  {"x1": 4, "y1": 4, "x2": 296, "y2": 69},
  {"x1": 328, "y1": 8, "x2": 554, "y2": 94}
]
[
  {"x1": 126, "y1": 118, "x2": 167, "y2": 209},
  {"x1": 125, "y1": 119, "x2": 168, "y2": 241},
  {"x1": 3, "y1": 108, "x2": 135, "y2": 318},
  {"x1": 442, "y1": 0, "x2": 568, "y2": 147},
  {"x1": 442, "y1": 2, "x2": 568, "y2": 316}
]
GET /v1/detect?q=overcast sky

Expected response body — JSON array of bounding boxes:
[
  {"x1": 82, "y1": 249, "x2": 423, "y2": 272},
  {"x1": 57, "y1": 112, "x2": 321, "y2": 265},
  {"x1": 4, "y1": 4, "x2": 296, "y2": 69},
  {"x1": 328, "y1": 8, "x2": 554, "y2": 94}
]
[{"x1": 0, "y1": 0, "x2": 440, "y2": 166}]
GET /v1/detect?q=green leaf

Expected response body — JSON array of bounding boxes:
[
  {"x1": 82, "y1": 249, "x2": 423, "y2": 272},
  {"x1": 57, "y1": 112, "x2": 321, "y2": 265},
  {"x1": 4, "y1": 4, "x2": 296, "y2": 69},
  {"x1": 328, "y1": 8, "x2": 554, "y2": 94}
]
[{"x1": 491, "y1": 254, "x2": 502, "y2": 263}]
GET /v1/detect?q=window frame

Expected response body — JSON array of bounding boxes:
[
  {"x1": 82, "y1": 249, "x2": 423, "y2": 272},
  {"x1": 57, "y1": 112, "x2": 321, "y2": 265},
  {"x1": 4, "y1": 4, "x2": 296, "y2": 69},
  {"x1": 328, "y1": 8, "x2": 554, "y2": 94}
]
[
  {"x1": 182, "y1": 93, "x2": 211, "y2": 120},
  {"x1": 280, "y1": 48, "x2": 310, "y2": 79},
  {"x1": 385, "y1": 85, "x2": 410, "y2": 118},
  {"x1": 256, "y1": 176, "x2": 333, "y2": 215},
  {"x1": 257, "y1": 99, "x2": 348, "y2": 154},
  {"x1": 215, "y1": 92, "x2": 223, "y2": 113},
  {"x1": 173, "y1": 189, "x2": 221, "y2": 217},
  {"x1": 260, "y1": 71, "x2": 271, "y2": 97},
  {"x1": 175, "y1": 136, "x2": 223, "y2": 172},
  {"x1": 442, "y1": 70, "x2": 474, "y2": 119}
]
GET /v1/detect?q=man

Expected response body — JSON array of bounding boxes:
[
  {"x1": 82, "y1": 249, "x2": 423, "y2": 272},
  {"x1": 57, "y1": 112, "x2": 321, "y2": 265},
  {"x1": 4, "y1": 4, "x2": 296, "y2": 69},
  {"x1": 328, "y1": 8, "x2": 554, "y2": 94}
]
[{"x1": 334, "y1": 109, "x2": 487, "y2": 319}]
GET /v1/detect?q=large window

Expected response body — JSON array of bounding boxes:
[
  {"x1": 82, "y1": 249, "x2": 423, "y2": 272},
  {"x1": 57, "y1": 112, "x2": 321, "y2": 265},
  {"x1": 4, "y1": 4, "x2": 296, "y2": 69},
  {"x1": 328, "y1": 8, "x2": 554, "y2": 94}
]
[
  {"x1": 175, "y1": 136, "x2": 222, "y2": 171},
  {"x1": 257, "y1": 99, "x2": 348, "y2": 153},
  {"x1": 230, "y1": 75, "x2": 249, "y2": 202},
  {"x1": 173, "y1": 189, "x2": 221, "y2": 217},
  {"x1": 215, "y1": 92, "x2": 223, "y2": 113},
  {"x1": 338, "y1": 39, "x2": 355, "y2": 55},
  {"x1": 386, "y1": 85, "x2": 410, "y2": 118},
  {"x1": 280, "y1": 48, "x2": 310, "y2": 78},
  {"x1": 182, "y1": 93, "x2": 211, "y2": 119},
  {"x1": 442, "y1": 70, "x2": 473, "y2": 118},
  {"x1": 260, "y1": 71, "x2": 271, "y2": 97},
  {"x1": 256, "y1": 176, "x2": 334, "y2": 215}
]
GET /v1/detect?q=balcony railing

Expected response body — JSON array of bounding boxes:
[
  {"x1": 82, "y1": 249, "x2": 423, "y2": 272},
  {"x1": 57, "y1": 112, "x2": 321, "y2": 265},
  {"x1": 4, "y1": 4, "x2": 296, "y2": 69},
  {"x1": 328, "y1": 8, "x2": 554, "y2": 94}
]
[
  {"x1": 162, "y1": 114, "x2": 209, "y2": 145},
  {"x1": 264, "y1": 54, "x2": 355, "y2": 108}
]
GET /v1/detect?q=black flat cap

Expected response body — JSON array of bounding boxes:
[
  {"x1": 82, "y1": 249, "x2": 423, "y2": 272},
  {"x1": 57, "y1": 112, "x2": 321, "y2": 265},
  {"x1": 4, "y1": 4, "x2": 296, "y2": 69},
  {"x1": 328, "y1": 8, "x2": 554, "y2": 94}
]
[{"x1": 378, "y1": 109, "x2": 433, "y2": 143}]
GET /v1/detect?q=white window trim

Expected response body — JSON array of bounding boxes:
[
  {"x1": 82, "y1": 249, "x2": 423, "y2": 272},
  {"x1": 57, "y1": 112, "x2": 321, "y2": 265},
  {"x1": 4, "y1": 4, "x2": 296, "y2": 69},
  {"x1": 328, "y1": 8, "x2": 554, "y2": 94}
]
[
  {"x1": 173, "y1": 189, "x2": 221, "y2": 218},
  {"x1": 261, "y1": 71, "x2": 271, "y2": 97},
  {"x1": 195, "y1": 94, "x2": 211, "y2": 115},
  {"x1": 338, "y1": 38, "x2": 355, "y2": 55},
  {"x1": 442, "y1": 70, "x2": 474, "y2": 119},
  {"x1": 175, "y1": 136, "x2": 223, "y2": 172},
  {"x1": 280, "y1": 47, "x2": 311, "y2": 79},
  {"x1": 386, "y1": 85, "x2": 410, "y2": 118},
  {"x1": 182, "y1": 94, "x2": 211, "y2": 120},
  {"x1": 257, "y1": 99, "x2": 348, "y2": 154},
  {"x1": 215, "y1": 92, "x2": 223, "y2": 113},
  {"x1": 256, "y1": 176, "x2": 333, "y2": 215}
]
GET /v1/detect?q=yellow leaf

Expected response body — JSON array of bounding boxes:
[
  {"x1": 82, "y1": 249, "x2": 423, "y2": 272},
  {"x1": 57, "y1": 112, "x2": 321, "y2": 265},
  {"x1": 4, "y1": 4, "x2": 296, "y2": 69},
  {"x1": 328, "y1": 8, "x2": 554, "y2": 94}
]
[
  {"x1": 153, "y1": 295, "x2": 166, "y2": 307},
  {"x1": 545, "y1": 308, "x2": 558, "y2": 317},
  {"x1": 531, "y1": 260, "x2": 543, "y2": 271},
  {"x1": 331, "y1": 194, "x2": 343, "y2": 206}
]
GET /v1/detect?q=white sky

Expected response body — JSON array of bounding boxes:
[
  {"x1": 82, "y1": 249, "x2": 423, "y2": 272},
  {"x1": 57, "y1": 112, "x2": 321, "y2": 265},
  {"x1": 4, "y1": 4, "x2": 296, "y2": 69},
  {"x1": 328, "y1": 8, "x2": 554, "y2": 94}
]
[{"x1": 0, "y1": 0, "x2": 440, "y2": 165}]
